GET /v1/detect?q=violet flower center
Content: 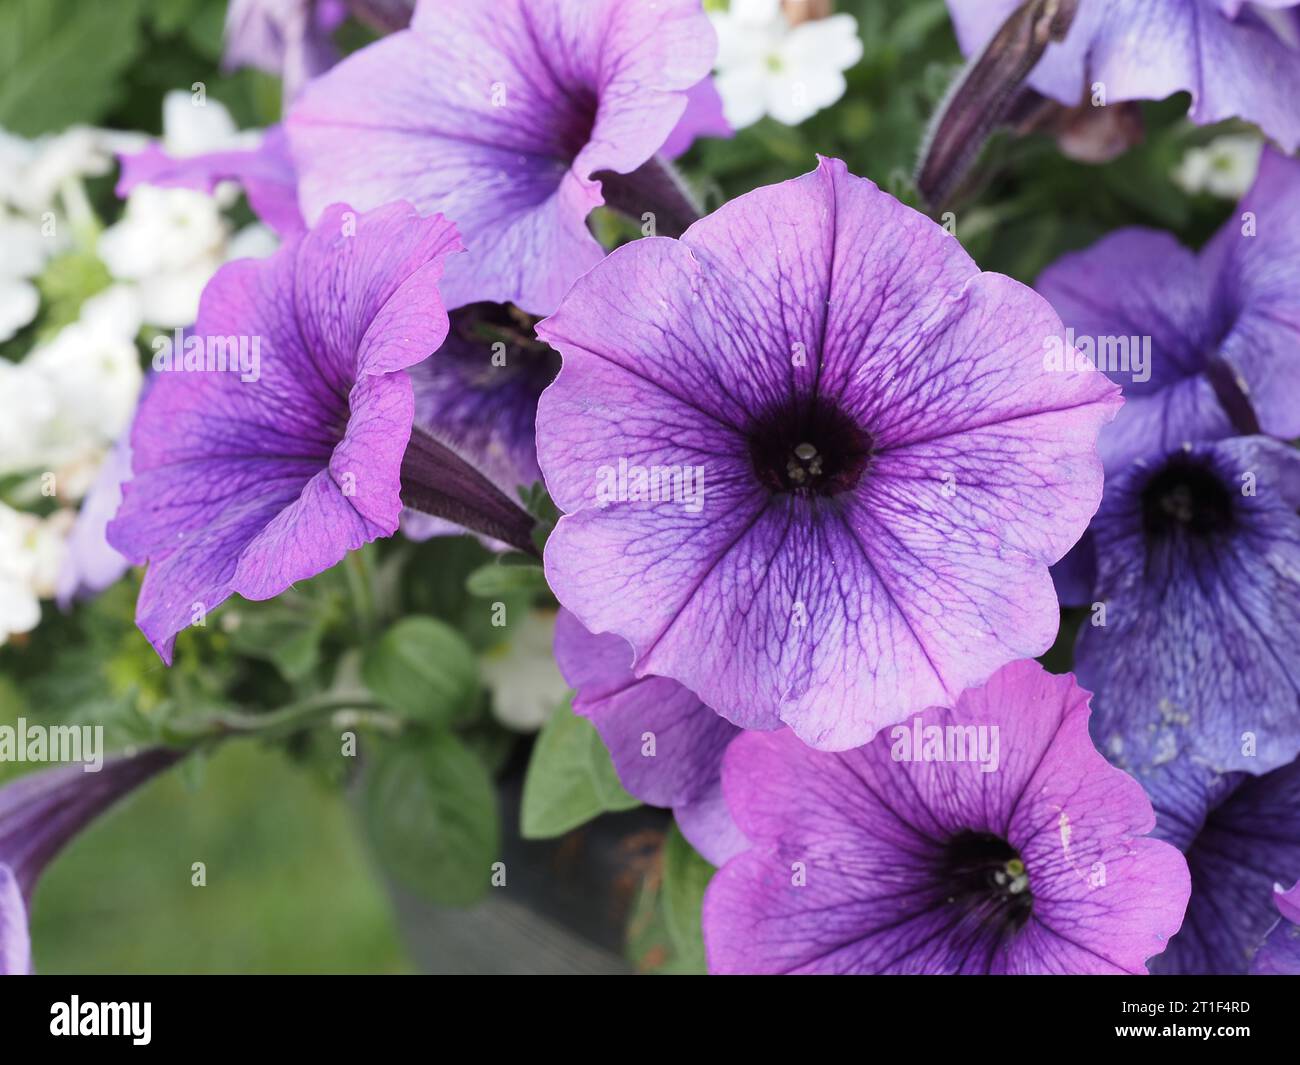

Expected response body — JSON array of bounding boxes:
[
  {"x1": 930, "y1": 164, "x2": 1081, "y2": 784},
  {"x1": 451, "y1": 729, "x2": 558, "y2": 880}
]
[
  {"x1": 938, "y1": 830, "x2": 1033, "y2": 933},
  {"x1": 1141, "y1": 459, "x2": 1235, "y2": 541},
  {"x1": 747, "y1": 398, "x2": 872, "y2": 497},
  {"x1": 556, "y1": 86, "x2": 599, "y2": 161}
]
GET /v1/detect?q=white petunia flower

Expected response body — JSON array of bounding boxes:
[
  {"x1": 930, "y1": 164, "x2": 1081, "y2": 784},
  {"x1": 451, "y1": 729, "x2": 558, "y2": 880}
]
[
  {"x1": 710, "y1": 1, "x2": 863, "y2": 129},
  {"x1": 0, "y1": 359, "x2": 59, "y2": 476},
  {"x1": 0, "y1": 505, "x2": 76, "y2": 644},
  {"x1": 1, "y1": 287, "x2": 142, "y2": 487},
  {"x1": 0, "y1": 212, "x2": 51, "y2": 278},
  {"x1": 0, "y1": 212, "x2": 56, "y2": 340},
  {"x1": 160, "y1": 90, "x2": 255, "y2": 157},
  {"x1": 0, "y1": 278, "x2": 39, "y2": 343},
  {"x1": 0, "y1": 126, "x2": 145, "y2": 216},
  {"x1": 98, "y1": 185, "x2": 228, "y2": 327},
  {"x1": 227, "y1": 222, "x2": 280, "y2": 261},
  {"x1": 0, "y1": 503, "x2": 45, "y2": 644},
  {"x1": 1173, "y1": 134, "x2": 1264, "y2": 200},
  {"x1": 25, "y1": 286, "x2": 143, "y2": 448}
]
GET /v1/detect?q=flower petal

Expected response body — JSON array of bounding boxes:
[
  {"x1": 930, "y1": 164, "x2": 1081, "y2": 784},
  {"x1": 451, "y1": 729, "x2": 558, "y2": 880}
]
[
  {"x1": 554, "y1": 608, "x2": 740, "y2": 807},
  {"x1": 288, "y1": 0, "x2": 715, "y2": 313}
]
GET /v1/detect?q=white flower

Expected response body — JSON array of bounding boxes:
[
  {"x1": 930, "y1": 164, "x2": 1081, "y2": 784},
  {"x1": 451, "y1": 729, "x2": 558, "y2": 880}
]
[
  {"x1": 481, "y1": 609, "x2": 571, "y2": 732},
  {"x1": 1173, "y1": 134, "x2": 1264, "y2": 200},
  {"x1": 99, "y1": 185, "x2": 228, "y2": 326},
  {"x1": 0, "y1": 358, "x2": 59, "y2": 476},
  {"x1": 0, "y1": 129, "x2": 33, "y2": 207},
  {"x1": 26, "y1": 286, "x2": 143, "y2": 446},
  {"x1": 0, "y1": 287, "x2": 142, "y2": 484},
  {"x1": 0, "y1": 278, "x2": 39, "y2": 343},
  {"x1": 0, "y1": 211, "x2": 55, "y2": 340},
  {"x1": 0, "y1": 212, "x2": 52, "y2": 278},
  {"x1": 710, "y1": 1, "x2": 863, "y2": 129},
  {"x1": 227, "y1": 222, "x2": 280, "y2": 261},
  {"x1": 0, "y1": 126, "x2": 144, "y2": 216},
  {"x1": 95, "y1": 95, "x2": 278, "y2": 326},
  {"x1": 160, "y1": 90, "x2": 255, "y2": 157},
  {"x1": 0, "y1": 504, "x2": 72, "y2": 644},
  {"x1": 0, "y1": 503, "x2": 48, "y2": 644},
  {"x1": 0, "y1": 504, "x2": 75, "y2": 644}
]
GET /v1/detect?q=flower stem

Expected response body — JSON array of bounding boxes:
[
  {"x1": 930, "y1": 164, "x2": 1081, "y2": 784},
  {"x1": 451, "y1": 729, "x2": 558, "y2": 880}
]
[{"x1": 164, "y1": 695, "x2": 388, "y2": 745}]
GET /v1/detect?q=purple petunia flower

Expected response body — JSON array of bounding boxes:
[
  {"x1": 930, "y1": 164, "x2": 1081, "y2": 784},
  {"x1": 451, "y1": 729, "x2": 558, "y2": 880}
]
[
  {"x1": 946, "y1": 0, "x2": 1300, "y2": 151},
  {"x1": 553, "y1": 608, "x2": 743, "y2": 865},
  {"x1": 116, "y1": 126, "x2": 305, "y2": 237},
  {"x1": 536, "y1": 156, "x2": 1120, "y2": 751},
  {"x1": 1253, "y1": 881, "x2": 1300, "y2": 975},
  {"x1": 1037, "y1": 147, "x2": 1300, "y2": 482},
  {"x1": 1077, "y1": 436, "x2": 1300, "y2": 778},
  {"x1": 223, "y1": 0, "x2": 348, "y2": 102},
  {"x1": 698, "y1": 660, "x2": 1190, "y2": 974},
  {"x1": 0, "y1": 749, "x2": 179, "y2": 975},
  {"x1": 1139, "y1": 759, "x2": 1300, "y2": 974},
  {"x1": 286, "y1": 0, "x2": 718, "y2": 314},
  {"x1": 107, "y1": 202, "x2": 462, "y2": 662}
]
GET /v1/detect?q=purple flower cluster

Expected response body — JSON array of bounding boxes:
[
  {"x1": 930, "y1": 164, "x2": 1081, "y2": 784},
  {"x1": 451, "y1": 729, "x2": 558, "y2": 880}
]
[
  {"x1": 62, "y1": 0, "x2": 1300, "y2": 976},
  {"x1": 1027, "y1": 148, "x2": 1300, "y2": 975}
]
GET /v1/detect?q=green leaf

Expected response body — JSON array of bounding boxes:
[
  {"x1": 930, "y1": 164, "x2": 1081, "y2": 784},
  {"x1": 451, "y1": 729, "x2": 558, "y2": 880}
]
[
  {"x1": 520, "y1": 699, "x2": 640, "y2": 839},
  {"x1": 225, "y1": 605, "x2": 329, "y2": 683},
  {"x1": 465, "y1": 558, "x2": 548, "y2": 599},
  {"x1": 361, "y1": 733, "x2": 499, "y2": 906},
  {"x1": 0, "y1": 0, "x2": 144, "y2": 135},
  {"x1": 661, "y1": 822, "x2": 713, "y2": 968},
  {"x1": 145, "y1": 0, "x2": 205, "y2": 36},
  {"x1": 361, "y1": 617, "x2": 481, "y2": 727},
  {"x1": 181, "y1": 0, "x2": 227, "y2": 60}
]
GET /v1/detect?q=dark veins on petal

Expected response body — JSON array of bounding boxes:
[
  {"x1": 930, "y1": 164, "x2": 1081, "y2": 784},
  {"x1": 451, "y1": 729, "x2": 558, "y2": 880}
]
[{"x1": 747, "y1": 396, "x2": 873, "y2": 497}]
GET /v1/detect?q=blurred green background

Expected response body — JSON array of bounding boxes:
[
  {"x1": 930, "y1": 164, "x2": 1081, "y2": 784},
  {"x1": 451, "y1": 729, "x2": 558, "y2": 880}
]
[{"x1": 31, "y1": 744, "x2": 411, "y2": 974}]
